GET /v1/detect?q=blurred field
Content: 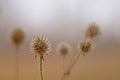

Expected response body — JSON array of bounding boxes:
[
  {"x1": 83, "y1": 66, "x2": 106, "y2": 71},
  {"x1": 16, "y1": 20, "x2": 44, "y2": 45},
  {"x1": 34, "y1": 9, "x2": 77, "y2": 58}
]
[{"x1": 0, "y1": 42, "x2": 120, "y2": 80}]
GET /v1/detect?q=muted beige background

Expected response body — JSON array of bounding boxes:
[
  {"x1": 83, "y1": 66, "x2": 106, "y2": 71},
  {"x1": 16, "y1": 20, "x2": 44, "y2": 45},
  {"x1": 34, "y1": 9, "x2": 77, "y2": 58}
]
[{"x1": 0, "y1": 0, "x2": 120, "y2": 80}]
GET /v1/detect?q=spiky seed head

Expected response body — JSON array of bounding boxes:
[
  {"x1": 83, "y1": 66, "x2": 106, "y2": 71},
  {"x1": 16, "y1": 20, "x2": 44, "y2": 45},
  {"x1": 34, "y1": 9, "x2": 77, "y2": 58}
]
[
  {"x1": 57, "y1": 42, "x2": 71, "y2": 56},
  {"x1": 85, "y1": 22, "x2": 100, "y2": 39},
  {"x1": 80, "y1": 40, "x2": 92, "y2": 56},
  {"x1": 11, "y1": 28, "x2": 25, "y2": 47},
  {"x1": 31, "y1": 36, "x2": 51, "y2": 56}
]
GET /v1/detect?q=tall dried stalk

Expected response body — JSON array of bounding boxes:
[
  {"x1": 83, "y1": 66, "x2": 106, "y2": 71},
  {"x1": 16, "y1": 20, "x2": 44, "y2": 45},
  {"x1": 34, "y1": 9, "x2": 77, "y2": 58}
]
[
  {"x1": 64, "y1": 49, "x2": 78, "y2": 72},
  {"x1": 31, "y1": 36, "x2": 51, "y2": 80},
  {"x1": 61, "y1": 40, "x2": 92, "y2": 80},
  {"x1": 11, "y1": 28, "x2": 25, "y2": 80},
  {"x1": 40, "y1": 55, "x2": 44, "y2": 80},
  {"x1": 61, "y1": 50, "x2": 82, "y2": 80},
  {"x1": 61, "y1": 39, "x2": 92, "y2": 80},
  {"x1": 61, "y1": 22, "x2": 101, "y2": 80},
  {"x1": 15, "y1": 46, "x2": 19, "y2": 80},
  {"x1": 62, "y1": 55, "x2": 66, "y2": 72},
  {"x1": 56, "y1": 42, "x2": 71, "y2": 73}
]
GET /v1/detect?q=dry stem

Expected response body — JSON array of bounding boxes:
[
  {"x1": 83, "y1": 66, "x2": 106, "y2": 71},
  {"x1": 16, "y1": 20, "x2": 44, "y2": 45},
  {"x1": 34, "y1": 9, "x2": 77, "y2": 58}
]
[
  {"x1": 61, "y1": 50, "x2": 82, "y2": 80},
  {"x1": 40, "y1": 55, "x2": 44, "y2": 80},
  {"x1": 15, "y1": 46, "x2": 19, "y2": 80}
]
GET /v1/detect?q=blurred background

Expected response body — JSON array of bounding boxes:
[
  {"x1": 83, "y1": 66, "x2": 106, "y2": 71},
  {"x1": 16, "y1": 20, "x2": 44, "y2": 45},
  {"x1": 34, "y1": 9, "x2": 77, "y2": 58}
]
[{"x1": 0, "y1": 0, "x2": 120, "y2": 80}]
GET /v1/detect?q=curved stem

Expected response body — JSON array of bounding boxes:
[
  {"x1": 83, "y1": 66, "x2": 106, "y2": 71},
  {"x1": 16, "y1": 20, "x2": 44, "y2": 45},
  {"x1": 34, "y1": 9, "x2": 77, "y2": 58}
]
[
  {"x1": 62, "y1": 50, "x2": 82, "y2": 80},
  {"x1": 40, "y1": 55, "x2": 44, "y2": 80}
]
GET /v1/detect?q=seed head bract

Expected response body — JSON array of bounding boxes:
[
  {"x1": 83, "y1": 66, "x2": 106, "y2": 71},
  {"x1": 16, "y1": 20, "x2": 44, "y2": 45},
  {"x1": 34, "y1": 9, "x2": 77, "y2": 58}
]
[
  {"x1": 80, "y1": 39, "x2": 92, "y2": 56},
  {"x1": 30, "y1": 36, "x2": 51, "y2": 56},
  {"x1": 85, "y1": 22, "x2": 101, "y2": 39}
]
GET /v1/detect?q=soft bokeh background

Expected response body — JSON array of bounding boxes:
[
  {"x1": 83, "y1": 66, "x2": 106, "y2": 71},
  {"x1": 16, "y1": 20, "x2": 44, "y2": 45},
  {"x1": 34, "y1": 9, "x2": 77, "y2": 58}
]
[{"x1": 0, "y1": 0, "x2": 120, "y2": 80}]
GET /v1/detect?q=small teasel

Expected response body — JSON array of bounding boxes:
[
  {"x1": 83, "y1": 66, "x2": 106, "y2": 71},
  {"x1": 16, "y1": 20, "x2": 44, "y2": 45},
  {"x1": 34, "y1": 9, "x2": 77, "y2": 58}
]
[
  {"x1": 30, "y1": 36, "x2": 51, "y2": 80},
  {"x1": 57, "y1": 42, "x2": 71, "y2": 56},
  {"x1": 62, "y1": 40, "x2": 93, "y2": 80},
  {"x1": 84, "y1": 22, "x2": 101, "y2": 39},
  {"x1": 79, "y1": 39, "x2": 92, "y2": 56},
  {"x1": 11, "y1": 28, "x2": 25, "y2": 80},
  {"x1": 11, "y1": 28, "x2": 25, "y2": 48},
  {"x1": 56, "y1": 42, "x2": 71, "y2": 72},
  {"x1": 62, "y1": 23, "x2": 101, "y2": 80}
]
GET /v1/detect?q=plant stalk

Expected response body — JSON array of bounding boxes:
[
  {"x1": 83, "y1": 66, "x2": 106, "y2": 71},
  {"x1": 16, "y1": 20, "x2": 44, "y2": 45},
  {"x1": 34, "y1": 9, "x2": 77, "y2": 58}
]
[
  {"x1": 40, "y1": 55, "x2": 44, "y2": 80},
  {"x1": 15, "y1": 46, "x2": 19, "y2": 80},
  {"x1": 62, "y1": 50, "x2": 82, "y2": 80}
]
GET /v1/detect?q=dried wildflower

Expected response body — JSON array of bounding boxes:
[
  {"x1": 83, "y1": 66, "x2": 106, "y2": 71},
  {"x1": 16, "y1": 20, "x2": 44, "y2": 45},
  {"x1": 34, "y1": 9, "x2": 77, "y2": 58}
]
[
  {"x1": 31, "y1": 36, "x2": 50, "y2": 56},
  {"x1": 85, "y1": 22, "x2": 100, "y2": 39},
  {"x1": 31, "y1": 36, "x2": 51, "y2": 80},
  {"x1": 57, "y1": 42, "x2": 71, "y2": 56},
  {"x1": 80, "y1": 40, "x2": 92, "y2": 56},
  {"x1": 11, "y1": 28, "x2": 25, "y2": 47},
  {"x1": 57, "y1": 42, "x2": 71, "y2": 72},
  {"x1": 62, "y1": 40, "x2": 92, "y2": 80},
  {"x1": 11, "y1": 28, "x2": 25, "y2": 80},
  {"x1": 62, "y1": 23, "x2": 101, "y2": 80}
]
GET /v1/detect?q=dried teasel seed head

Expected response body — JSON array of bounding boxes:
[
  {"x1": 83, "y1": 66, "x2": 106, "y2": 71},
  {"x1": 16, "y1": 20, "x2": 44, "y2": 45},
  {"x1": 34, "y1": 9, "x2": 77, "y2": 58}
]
[
  {"x1": 11, "y1": 28, "x2": 25, "y2": 47},
  {"x1": 85, "y1": 22, "x2": 101, "y2": 39},
  {"x1": 31, "y1": 36, "x2": 51, "y2": 56},
  {"x1": 57, "y1": 42, "x2": 71, "y2": 56},
  {"x1": 80, "y1": 40, "x2": 92, "y2": 56}
]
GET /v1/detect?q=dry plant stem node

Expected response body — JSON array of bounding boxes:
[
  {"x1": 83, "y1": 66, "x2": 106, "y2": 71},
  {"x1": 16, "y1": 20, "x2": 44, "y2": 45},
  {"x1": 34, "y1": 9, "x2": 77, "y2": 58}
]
[
  {"x1": 61, "y1": 50, "x2": 82, "y2": 80},
  {"x1": 62, "y1": 40, "x2": 92, "y2": 80}
]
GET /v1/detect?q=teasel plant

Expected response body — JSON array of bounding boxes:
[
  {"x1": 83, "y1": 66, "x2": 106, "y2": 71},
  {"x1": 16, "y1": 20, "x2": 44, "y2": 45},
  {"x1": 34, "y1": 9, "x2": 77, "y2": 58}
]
[
  {"x1": 11, "y1": 28, "x2": 25, "y2": 80},
  {"x1": 30, "y1": 36, "x2": 51, "y2": 80},
  {"x1": 84, "y1": 22, "x2": 101, "y2": 40},
  {"x1": 56, "y1": 42, "x2": 71, "y2": 72},
  {"x1": 61, "y1": 22, "x2": 101, "y2": 80}
]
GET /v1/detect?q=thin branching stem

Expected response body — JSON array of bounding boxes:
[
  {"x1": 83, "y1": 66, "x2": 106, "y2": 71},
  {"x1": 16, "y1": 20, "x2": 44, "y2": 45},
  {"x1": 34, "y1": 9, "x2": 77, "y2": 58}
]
[
  {"x1": 66, "y1": 50, "x2": 82, "y2": 74},
  {"x1": 61, "y1": 50, "x2": 83, "y2": 80},
  {"x1": 40, "y1": 55, "x2": 44, "y2": 80},
  {"x1": 65, "y1": 49, "x2": 78, "y2": 72}
]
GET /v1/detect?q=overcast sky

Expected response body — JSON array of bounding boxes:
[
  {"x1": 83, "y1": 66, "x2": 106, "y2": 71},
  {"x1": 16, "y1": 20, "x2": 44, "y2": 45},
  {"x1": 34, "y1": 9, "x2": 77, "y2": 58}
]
[{"x1": 0, "y1": 0, "x2": 120, "y2": 46}]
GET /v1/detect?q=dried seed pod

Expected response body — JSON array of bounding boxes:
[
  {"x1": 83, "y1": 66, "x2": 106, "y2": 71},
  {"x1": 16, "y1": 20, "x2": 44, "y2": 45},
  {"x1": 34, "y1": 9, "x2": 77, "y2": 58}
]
[
  {"x1": 85, "y1": 22, "x2": 101, "y2": 39},
  {"x1": 57, "y1": 42, "x2": 71, "y2": 56},
  {"x1": 80, "y1": 40, "x2": 92, "y2": 56},
  {"x1": 31, "y1": 36, "x2": 51, "y2": 56},
  {"x1": 11, "y1": 28, "x2": 25, "y2": 47},
  {"x1": 62, "y1": 23, "x2": 101, "y2": 80}
]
